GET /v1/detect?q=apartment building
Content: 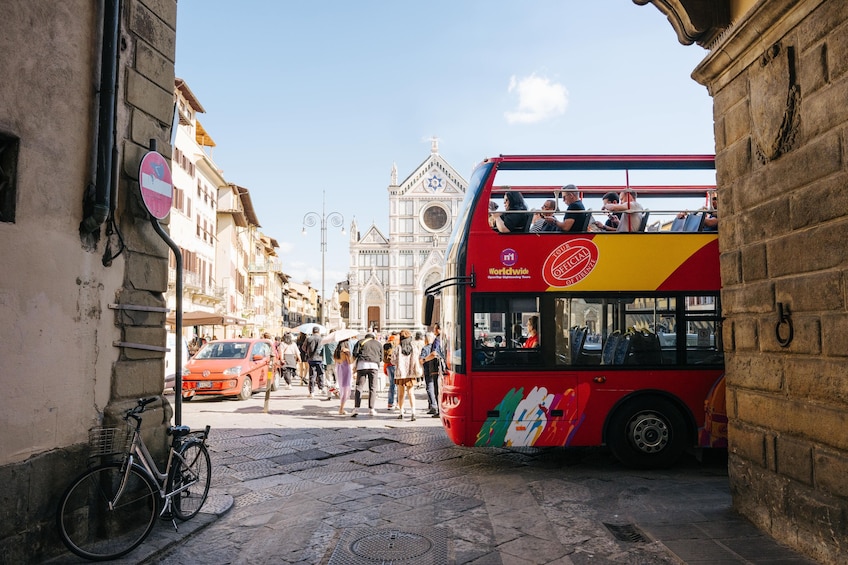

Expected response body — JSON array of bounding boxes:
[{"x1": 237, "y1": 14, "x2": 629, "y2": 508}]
[{"x1": 169, "y1": 80, "x2": 307, "y2": 340}]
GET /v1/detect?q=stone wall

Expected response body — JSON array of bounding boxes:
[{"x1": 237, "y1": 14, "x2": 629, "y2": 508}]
[
  {"x1": 0, "y1": 1, "x2": 177, "y2": 562},
  {"x1": 693, "y1": 1, "x2": 848, "y2": 562}
]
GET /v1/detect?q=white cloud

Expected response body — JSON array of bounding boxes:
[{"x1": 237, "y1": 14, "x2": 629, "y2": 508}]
[{"x1": 504, "y1": 74, "x2": 569, "y2": 124}]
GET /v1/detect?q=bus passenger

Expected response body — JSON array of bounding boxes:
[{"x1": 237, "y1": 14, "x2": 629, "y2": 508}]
[
  {"x1": 492, "y1": 192, "x2": 529, "y2": 233},
  {"x1": 676, "y1": 191, "x2": 718, "y2": 231},
  {"x1": 604, "y1": 190, "x2": 644, "y2": 232},
  {"x1": 548, "y1": 185, "x2": 586, "y2": 232},
  {"x1": 592, "y1": 192, "x2": 622, "y2": 232},
  {"x1": 703, "y1": 191, "x2": 718, "y2": 231},
  {"x1": 487, "y1": 201, "x2": 499, "y2": 230},
  {"x1": 523, "y1": 316, "x2": 539, "y2": 348},
  {"x1": 529, "y1": 200, "x2": 560, "y2": 233}
]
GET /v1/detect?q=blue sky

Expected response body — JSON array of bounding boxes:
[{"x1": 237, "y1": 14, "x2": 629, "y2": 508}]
[{"x1": 175, "y1": 1, "x2": 716, "y2": 289}]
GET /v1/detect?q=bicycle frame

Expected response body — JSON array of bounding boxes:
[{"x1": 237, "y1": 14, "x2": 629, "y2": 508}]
[{"x1": 116, "y1": 412, "x2": 205, "y2": 523}]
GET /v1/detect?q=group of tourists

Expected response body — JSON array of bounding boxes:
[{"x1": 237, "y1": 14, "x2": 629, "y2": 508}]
[{"x1": 267, "y1": 323, "x2": 445, "y2": 420}]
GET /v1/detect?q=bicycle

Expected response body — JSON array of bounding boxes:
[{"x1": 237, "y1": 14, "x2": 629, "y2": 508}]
[{"x1": 57, "y1": 397, "x2": 212, "y2": 561}]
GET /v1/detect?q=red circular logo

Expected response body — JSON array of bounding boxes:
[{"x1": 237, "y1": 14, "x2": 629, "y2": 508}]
[{"x1": 542, "y1": 238, "x2": 599, "y2": 287}]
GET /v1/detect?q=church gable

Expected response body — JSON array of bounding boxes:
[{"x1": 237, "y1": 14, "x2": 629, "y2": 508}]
[
  {"x1": 419, "y1": 249, "x2": 445, "y2": 271},
  {"x1": 398, "y1": 145, "x2": 466, "y2": 198},
  {"x1": 359, "y1": 225, "x2": 389, "y2": 245}
]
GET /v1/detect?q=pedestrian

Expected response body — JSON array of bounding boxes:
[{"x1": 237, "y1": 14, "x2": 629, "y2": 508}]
[
  {"x1": 413, "y1": 331, "x2": 425, "y2": 388},
  {"x1": 383, "y1": 331, "x2": 398, "y2": 411},
  {"x1": 420, "y1": 323, "x2": 444, "y2": 417},
  {"x1": 303, "y1": 325, "x2": 325, "y2": 398},
  {"x1": 323, "y1": 339, "x2": 337, "y2": 399},
  {"x1": 273, "y1": 335, "x2": 283, "y2": 382},
  {"x1": 296, "y1": 332, "x2": 309, "y2": 385},
  {"x1": 262, "y1": 333, "x2": 277, "y2": 386},
  {"x1": 351, "y1": 332, "x2": 383, "y2": 417},
  {"x1": 333, "y1": 338, "x2": 353, "y2": 414},
  {"x1": 392, "y1": 329, "x2": 422, "y2": 421},
  {"x1": 279, "y1": 332, "x2": 300, "y2": 389}
]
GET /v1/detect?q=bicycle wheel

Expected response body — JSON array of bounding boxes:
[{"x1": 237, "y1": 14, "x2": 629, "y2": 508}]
[
  {"x1": 167, "y1": 440, "x2": 211, "y2": 520},
  {"x1": 57, "y1": 462, "x2": 158, "y2": 561}
]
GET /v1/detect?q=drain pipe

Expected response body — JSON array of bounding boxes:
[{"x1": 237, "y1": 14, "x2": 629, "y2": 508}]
[{"x1": 81, "y1": 0, "x2": 121, "y2": 234}]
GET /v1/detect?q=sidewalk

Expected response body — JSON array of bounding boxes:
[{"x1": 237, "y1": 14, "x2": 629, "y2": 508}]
[{"x1": 49, "y1": 385, "x2": 818, "y2": 564}]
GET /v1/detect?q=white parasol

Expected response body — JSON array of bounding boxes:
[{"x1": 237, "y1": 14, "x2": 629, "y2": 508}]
[
  {"x1": 320, "y1": 328, "x2": 359, "y2": 346},
  {"x1": 294, "y1": 323, "x2": 328, "y2": 335}
]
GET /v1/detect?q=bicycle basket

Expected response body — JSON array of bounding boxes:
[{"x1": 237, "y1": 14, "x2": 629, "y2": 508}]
[{"x1": 88, "y1": 426, "x2": 132, "y2": 458}]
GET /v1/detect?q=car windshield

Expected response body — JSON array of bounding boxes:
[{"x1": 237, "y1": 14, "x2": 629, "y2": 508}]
[{"x1": 194, "y1": 341, "x2": 249, "y2": 360}]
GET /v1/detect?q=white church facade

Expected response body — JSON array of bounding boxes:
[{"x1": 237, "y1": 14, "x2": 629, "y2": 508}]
[{"x1": 346, "y1": 140, "x2": 467, "y2": 334}]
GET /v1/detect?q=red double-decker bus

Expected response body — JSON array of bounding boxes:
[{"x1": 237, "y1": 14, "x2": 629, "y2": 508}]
[{"x1": 424, "y1": 155, "x2": 726, "y2": 468}]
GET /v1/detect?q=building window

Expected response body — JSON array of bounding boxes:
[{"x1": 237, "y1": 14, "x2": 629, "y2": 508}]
[
  {"x1": 398, "y1": 218, "x2": 414, "y2": 234},
  {"x1": 399, "y1": 291, "x2": 413, "y2": 319},
  {"x1": 0, "y1": 131, "x2": 19, "y2": 223},
  {"x1": 399, "y1": 269, "x2": 413, "y2": 285}
]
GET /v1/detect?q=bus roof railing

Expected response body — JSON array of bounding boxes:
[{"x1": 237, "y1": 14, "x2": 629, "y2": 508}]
[
  {"x1": 488, "y1": 154, "x2": 715, "y2": 171},
  {"x1": 491, "y1": 185, "x2": 716, "y2": 196}
]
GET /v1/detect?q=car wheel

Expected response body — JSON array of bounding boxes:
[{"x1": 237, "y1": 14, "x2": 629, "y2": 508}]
[
  {"x1": 270, "y1": 372, "x2": 280, "y2": 391},
  {"x1": 607, "y1": 396, "x2": 688, "y2": 469},
  {"x1": 238, "y1": 376, "x2": 253, "y2": 400}
]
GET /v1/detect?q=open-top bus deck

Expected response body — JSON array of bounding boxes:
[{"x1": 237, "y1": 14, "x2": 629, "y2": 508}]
[{"x1": 425, "y1": 155, "x2": 725, "y2": 468}]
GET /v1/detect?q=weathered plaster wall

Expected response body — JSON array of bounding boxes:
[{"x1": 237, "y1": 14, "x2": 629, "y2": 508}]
[
  {"x1": 0, "y1": 1, "x2": 177, "y2": 562},
  {"x1": 694, "y1": 1, "x2": 848, "y2": 562}
]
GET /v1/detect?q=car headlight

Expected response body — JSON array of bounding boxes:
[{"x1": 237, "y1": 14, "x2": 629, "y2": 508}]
[{"x1": 222, "y1": 365, "x2": 243, "y2": 375}]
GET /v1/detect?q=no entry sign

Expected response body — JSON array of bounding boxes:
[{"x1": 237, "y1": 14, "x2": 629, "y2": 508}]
[{"x1": 139, "y1": 151, "x2": 173, "y2": 219}]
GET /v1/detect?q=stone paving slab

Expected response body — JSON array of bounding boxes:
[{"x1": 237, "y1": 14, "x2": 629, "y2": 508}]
[{"x1": 46, "y1": 387, "x2": 819, "y2": 564}]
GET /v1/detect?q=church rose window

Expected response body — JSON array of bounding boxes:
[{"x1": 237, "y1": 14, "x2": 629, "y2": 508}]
[{"x1": 422, "y1": 204, "x2": 448, "y2": 231}]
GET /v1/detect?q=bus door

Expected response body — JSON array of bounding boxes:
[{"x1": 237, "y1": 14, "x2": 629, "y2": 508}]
[{"x1": 470, "y1": 294, "x2": 580, "y2": 448}]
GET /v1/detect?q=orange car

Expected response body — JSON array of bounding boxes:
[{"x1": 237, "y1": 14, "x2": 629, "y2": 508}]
[{"x1": 182, "y1": 338, "x2": 275, "y2": 400}]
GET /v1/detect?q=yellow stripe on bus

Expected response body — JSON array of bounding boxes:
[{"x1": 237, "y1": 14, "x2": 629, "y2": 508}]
[{"x1": 545, "y1": 234, "x2": 716, "y2": 291}]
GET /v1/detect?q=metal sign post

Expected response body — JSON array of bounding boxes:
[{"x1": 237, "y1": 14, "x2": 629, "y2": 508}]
[{"x1": 139, "y1": 139, "x2": 184, "y2": 425}]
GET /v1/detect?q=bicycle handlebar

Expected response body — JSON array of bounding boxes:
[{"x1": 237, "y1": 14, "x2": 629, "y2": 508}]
[{"x1": 124, "y1": 397, "x2": 158, "y2": 421}]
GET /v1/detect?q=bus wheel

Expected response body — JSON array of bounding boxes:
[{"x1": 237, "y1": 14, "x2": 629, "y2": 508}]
[{"x1": 607, "y1": 397, "x2": 687, "y2": 469}]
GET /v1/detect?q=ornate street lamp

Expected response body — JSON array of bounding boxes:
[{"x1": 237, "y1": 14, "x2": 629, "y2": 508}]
[{"x1": 301, "y1": 190, "x2": 344, "y2": 326}]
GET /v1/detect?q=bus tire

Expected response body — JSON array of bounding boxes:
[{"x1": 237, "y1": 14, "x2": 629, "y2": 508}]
[{"x1": 607, "y1": 396, "x2": 688, "y2": 469}]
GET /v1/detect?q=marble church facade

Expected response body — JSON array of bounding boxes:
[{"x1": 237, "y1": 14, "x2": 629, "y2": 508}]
[{"x1": 346, "y1": 140, "x2": 467, "y2": 334}]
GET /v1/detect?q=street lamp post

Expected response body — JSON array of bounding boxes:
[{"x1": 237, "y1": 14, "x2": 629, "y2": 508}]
[{"x1": 302, "y1": 190, "x2": 344, "y2": 326}]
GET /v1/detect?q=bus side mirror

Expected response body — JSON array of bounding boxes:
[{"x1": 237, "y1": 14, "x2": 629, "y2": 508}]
[{"x1": 423, "y1": 295, "x2": 435, "y2": 326}]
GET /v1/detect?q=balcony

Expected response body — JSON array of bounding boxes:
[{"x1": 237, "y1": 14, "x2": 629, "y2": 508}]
[{"x1": 248, "y1": 262, "x2": 282, "y2": 274}]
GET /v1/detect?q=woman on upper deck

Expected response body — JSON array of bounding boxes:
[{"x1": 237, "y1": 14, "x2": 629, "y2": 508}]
[{"x1": 492, "y1": 191, "x2": 529, "y2": 233}]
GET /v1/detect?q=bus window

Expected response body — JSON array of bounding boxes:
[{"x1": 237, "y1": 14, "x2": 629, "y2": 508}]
[
  {"x1": 552, "y1": 294, "x2": 722, "y2": 367},
  {"x1": 472, "y1": 295, "x2": 541, "y2": 368},
  {"x1": 684, "y1": 295, "x2": 723, "y2": 365}
]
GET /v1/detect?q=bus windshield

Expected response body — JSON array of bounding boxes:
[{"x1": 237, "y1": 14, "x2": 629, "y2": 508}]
[{"x1": 429, "y1": 155, "x2": 725, "y2": 469}]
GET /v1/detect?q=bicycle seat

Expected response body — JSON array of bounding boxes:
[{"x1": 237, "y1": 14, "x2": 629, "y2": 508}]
[{"x1": 168, "y1": 425, "x2": 191, "y2": 438}]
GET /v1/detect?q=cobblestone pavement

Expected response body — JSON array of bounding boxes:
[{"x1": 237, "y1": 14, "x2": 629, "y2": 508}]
[{"x1": 49, "y1": 385, "x2": 818, "y2": 564}]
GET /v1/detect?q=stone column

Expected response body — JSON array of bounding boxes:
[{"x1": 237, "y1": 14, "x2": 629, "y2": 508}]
[{"x1": 692, "y1": 1, "x2": 848, "y2": 562}]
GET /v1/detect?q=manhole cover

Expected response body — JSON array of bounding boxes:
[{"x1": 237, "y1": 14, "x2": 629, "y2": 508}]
[
  {"x1": 329, "y1": 527, "x2": 447, "y2": 564},
  {"x1": 603, "y1": 522, "x2": 649, "y2": 543}
]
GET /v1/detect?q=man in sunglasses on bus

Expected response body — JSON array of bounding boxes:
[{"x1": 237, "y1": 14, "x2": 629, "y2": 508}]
[{"x1": 547, "y1": 185, "x2": 587, "y2": 232}]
